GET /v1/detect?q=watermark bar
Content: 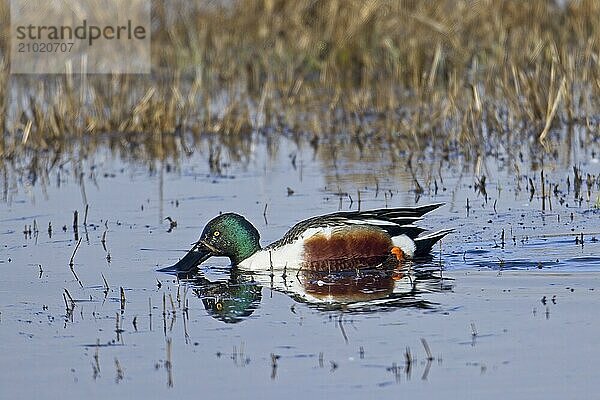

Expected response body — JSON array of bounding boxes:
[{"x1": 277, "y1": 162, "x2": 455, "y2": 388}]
[{"x1": 10, "y1": 0, "x2": 151, "y2": 74}]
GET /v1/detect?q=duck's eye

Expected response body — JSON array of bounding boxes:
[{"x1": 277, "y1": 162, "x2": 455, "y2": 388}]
[{"x1": 213, "y1": 231, "x2": 220, "y2": 237}]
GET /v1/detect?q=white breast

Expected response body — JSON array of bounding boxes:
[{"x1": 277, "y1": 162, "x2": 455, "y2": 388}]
[
  {"x1": 238, "y1": 241, "x2": 304, "y2": 271},
  {"x1": 237, "y1": 227, "x2": 332, "y2": 271}
]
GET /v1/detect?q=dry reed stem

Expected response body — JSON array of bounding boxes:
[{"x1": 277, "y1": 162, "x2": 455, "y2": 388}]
[{"x1": 0, "y1": 1, "x2": 599, "y2": 166}]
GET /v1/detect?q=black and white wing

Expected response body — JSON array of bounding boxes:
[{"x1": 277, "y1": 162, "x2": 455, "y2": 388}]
[{"x1": 266, "y1": 203, "x2": 445, "y2": 249}]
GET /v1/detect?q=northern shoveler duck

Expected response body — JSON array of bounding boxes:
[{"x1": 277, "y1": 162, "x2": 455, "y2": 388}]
[{"x1": 160, "y1": 203, "x2": 452, "y2": 273}]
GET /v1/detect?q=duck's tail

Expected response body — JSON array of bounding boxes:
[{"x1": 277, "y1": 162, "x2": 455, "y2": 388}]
[{"x1": 413, "y1": 229, "x2": 454, "y2": 258}]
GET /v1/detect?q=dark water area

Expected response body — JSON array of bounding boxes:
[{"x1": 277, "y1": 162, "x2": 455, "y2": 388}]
[{"x1": 1, "y1": 131, "x2": 600, "y2": 398}]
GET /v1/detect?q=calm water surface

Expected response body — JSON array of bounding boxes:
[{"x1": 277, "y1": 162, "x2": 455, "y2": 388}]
[{"x1": 1, "y1": 133, "x2": 599, "y2": 399}]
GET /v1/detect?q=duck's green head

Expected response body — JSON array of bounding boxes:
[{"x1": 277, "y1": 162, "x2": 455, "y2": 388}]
[
  {"x1": 199, "y1": 213, "x2": 261, "y2": 264},
  {"x1": 160, "y1": 213, "x2": 261, "y2": 273}
]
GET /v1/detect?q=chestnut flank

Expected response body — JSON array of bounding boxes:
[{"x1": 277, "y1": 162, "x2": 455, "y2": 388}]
[{"x1": 303, "y1": 226, "x2": 393, "y2": 271}]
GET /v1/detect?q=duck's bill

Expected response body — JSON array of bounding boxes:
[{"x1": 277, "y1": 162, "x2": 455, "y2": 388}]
[{"x1": 158, "y1": 244, "x2": 213, "y2": 274}]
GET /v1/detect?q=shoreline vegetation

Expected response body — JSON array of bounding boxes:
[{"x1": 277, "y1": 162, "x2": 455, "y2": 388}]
[{"x1": 0, "y1": 0, "x2": 599, "y2": 163}]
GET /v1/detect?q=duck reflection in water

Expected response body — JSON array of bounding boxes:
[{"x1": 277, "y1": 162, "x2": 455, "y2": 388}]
[
  {"x1": 187, "y1": 269, "x2": 262, "y2": 324},
  {"x1": 179, "y1": 259, "x2": 453, "y2": 323}
]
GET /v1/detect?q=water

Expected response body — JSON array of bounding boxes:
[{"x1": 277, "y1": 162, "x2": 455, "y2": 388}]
[{"x1": 1, "y1": 133, "x2": 599, "y2": 399}]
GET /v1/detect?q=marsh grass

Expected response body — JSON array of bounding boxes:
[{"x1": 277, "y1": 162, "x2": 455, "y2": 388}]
[{"x1": 0, "y1": 0, "x2": 599, "y2": 166}]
